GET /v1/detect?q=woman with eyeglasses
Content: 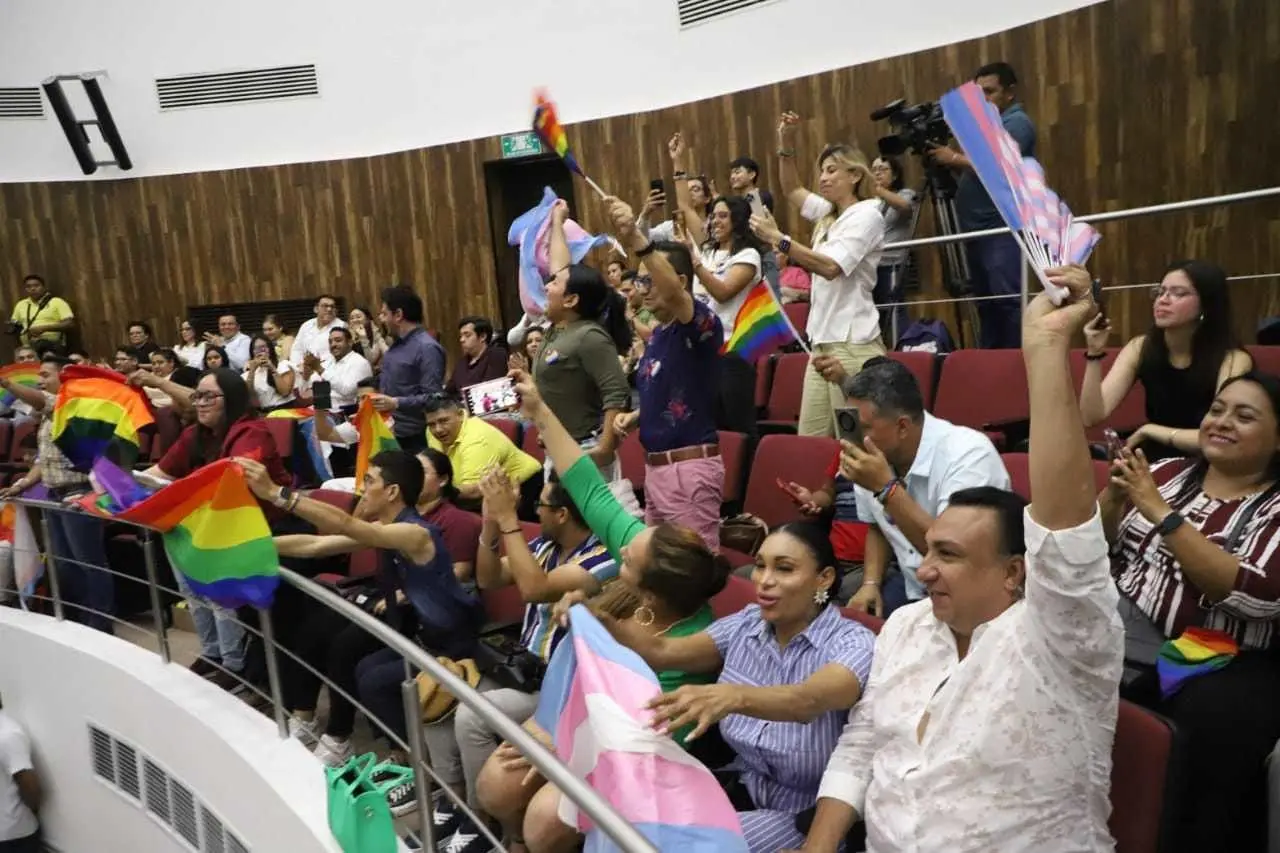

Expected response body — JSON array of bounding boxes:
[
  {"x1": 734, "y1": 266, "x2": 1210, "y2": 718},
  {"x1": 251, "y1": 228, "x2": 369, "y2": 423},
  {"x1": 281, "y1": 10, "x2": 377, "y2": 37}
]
[
  {"x1": 243, "y1": 334, "x2": 298, "y2": 411},
  {"x1": 140, "y1": 369, "x2": 290, "y2": 692},
  {"x1": 175, "y1": 322, "x2": 206, "y2": 369},
  {"x1": 1081, "y1": 260, "x2": 1251, "y2": 461}
]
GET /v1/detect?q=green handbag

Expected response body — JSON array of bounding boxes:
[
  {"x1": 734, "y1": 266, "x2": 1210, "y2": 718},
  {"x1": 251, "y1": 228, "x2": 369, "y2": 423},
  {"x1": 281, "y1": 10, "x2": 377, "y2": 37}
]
[{"x1": 326, "y1": 753, "x2": 413, "y2": 853}]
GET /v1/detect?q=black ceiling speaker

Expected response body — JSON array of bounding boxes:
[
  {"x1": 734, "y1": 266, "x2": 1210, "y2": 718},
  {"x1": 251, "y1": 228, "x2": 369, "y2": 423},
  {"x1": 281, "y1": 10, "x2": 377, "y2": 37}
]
[{"x1": 41, "y1": 74, "x2": 132, "y2": 176}]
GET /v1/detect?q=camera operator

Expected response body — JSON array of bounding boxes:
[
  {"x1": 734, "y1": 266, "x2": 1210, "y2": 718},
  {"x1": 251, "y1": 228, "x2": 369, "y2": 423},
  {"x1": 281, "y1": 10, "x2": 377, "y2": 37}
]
[
  {"x1": 930, "y1": 62, "x2": 1036, "y2": 350},
  {"x1": 8, "y1": 275, "x2": 74, "y2": 353}
]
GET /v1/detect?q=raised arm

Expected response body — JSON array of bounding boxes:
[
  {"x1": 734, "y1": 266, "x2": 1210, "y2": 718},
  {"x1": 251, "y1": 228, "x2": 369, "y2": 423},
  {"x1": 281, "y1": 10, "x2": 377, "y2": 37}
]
[
  {"x1": 776, "y1": 111, "x2": 811, "y2": 209},
  {"x1": 0, "y1": 378, "x2": 47, "y2": 411},
  {"x1": 604, "y1": 195, "x2": 693, "y2": 324},
  {"x1": 1078, "y1": 317, "x2": 1139, "y2": 427},
  {"x1": 667, "y1": 133, "x2": 706, "y2": 245}
]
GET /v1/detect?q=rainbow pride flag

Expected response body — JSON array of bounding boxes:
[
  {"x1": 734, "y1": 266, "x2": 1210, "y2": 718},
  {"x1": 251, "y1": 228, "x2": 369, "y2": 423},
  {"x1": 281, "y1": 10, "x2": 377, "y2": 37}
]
[
  {"x1": 0, "y1": 363, "x2": 41, "y2": 408},
  {"x1": 1156, "y1": 626, "x2": 1239, "y2": 698},
  {"x1": 533, "y1": 90, "x2": 582, "y2": 175},
  {"x1": 103, "y1": 458, "x2": 280, "y2": 608},
  {"x1": 354, "y1": 396, "x2": 399, "y2": 493},
  {"x1": 51, "y1": 365, "x2": 155, "y2": 471},
  {"x1": 722, "y1": 282, "x2": 801, "y2": 363},
  {"x1": 534, "y1": 606, "x2": 748, "y2": 852}
]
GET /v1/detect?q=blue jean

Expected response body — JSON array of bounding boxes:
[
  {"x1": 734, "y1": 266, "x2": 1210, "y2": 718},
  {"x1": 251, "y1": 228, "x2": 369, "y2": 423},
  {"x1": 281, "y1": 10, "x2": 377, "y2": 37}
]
[
  {"x1": 965, "y1": 234, "x2": 1024, "y2": 349},
  {"x1": 356, "y1": 647, "x2": 413, "y2": 745},
  {"x1": 46, "y1": 508, "x2": 113, "y2": 633},
  {"x1": 177, "y1": 573, "x2": 246, "y2": 671},
  {"x1": 880, "y1": 570, "x2": 913, "y2": 618},
  {"x1": 873, "y1": 264, "x2": 910, "y2": 348}
]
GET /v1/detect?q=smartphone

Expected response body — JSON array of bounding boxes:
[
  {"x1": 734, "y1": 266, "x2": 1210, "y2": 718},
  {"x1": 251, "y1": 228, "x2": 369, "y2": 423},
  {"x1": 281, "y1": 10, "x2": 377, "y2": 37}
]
[
  {"x1": 1103, "y1": 428, "x2": 1124, "y2": 459},
  {"x1": 649, "y1": 178, "x2": 665, "y2": 196},
  {"x1": 1091, "y1": 278, "x2": 1107, "y2": 320},
  {"x1": 745, "y1": 189, "x2": 766, "y2": 217},
  {"x1": 312, "y1": 380, "x2": 332, "y2": 412},
  {"x1": 462, "y1": 377, "x2": 518, "y2": 417},
  {"x1": 834, "y1": 407, "x2": 864, "y2": 447},
  {"x1": 776, "y1": 477, "x2": 802, "y2": 504}
]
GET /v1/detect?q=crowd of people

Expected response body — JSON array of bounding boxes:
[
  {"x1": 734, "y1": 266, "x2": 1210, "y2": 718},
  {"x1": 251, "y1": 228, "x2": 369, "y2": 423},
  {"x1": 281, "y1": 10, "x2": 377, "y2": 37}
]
[{"x1": 2, "y1": 57, "x2": 1277, "y2": 853}]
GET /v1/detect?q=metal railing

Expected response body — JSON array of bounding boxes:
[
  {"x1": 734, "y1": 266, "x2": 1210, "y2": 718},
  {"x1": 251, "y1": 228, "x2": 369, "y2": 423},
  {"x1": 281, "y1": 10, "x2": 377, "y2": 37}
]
[{"x1": 7, "y1": 498, "x2": 657, "y2": 853}]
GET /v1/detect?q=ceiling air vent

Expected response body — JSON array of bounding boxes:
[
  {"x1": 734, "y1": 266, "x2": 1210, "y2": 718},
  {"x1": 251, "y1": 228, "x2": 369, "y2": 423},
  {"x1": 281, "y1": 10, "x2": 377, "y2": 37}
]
[
  {"x1": 0, "y1": 87, "x2": 44, "y2": 119},
  {"x1": 155, "y1": 64, "x2": 318, "y2": 111},
  {"x1": 677, "y1": 0, "x2": 777, "y2": 28}
]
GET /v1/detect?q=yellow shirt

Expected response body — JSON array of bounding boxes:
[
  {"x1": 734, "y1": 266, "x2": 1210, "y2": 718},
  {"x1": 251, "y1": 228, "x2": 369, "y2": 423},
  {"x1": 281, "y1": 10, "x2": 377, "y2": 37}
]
[
  {"x1": 11, "y1": 296, "x2": 73, "y2": 345},
  {"x1": 428, "y1": 416, "x2": 541, "y2": 486}
]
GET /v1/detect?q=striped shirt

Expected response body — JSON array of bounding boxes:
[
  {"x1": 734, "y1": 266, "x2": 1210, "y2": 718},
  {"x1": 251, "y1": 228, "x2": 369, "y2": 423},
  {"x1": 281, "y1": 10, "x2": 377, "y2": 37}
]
[
  {"x1": 1112, "y1": 457, "x2": 1280, "y2": 650},
  {"x1": 706, "y1": 604, "x2": 875, "y2": 814},
  {"x1": 519, "y1": 533, "x2": 617, "y2": 661},
  {"x1": 36, "y1": 392, "x2": 88, "y2": 490}
]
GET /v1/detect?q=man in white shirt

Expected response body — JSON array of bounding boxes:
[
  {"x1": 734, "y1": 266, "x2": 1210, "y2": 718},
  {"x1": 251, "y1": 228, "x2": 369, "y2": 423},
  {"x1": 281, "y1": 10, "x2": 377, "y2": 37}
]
[
  {"x1": 836, "y1": 357, "x2": 1010, "y2": 616},
  {"x1": 291, "y1": 293, "x2": 347, "y2": 370},
  {"x1": 791, "y1": 267, "x2": 1123, "y2": 853},
  {"x1": 0, "y1": 697, "x2": 41, "y2": 852},
  {"x1": 208, "y1": 314, "x2": 251, "y2": 371},
  {"x1": 299, "y1": 327, "x2": 371, "y2": 411}
]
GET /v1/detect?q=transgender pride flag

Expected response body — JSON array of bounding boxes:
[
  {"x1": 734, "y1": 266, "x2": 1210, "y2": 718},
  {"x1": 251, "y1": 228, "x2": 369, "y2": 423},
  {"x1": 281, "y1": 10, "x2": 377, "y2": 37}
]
[{"x1": 534, "y1": 606, "x2": 748, "y2": 853}]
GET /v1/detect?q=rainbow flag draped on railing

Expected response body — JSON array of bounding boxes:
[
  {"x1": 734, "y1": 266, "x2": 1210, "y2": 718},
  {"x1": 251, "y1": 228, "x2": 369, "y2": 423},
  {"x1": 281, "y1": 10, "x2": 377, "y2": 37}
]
[
  {"x1": 1156, "y1": 626, "x2": 1239, "y2": 698},
  {"x1": 86, "y1": 457, "x2": 279, "y2": 608},
  {"x1": 51, "y1": 365, "x2": 154, "y2": 470},
  {"x1": 722, "y1": 282, "x2": 803, "y2": 363},
  {"x1": 533, "y1": 606, "x2": 748, "y2": 853},
  {"x1": 0, "y1": 364, "x2": 41, "y2": 408},
  {"x1": 265, "y1": 406, "x2": 332, "y2": 483},
  {"x1": 353, "y1": 396, "x2": 399, "y2": 493}
]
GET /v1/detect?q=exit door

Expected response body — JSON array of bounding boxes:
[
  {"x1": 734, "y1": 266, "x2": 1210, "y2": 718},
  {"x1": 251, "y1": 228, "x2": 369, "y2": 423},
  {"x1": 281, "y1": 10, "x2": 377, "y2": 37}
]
[{"x1": 484, "y1": 156, "x2": 577, "y2": 334}]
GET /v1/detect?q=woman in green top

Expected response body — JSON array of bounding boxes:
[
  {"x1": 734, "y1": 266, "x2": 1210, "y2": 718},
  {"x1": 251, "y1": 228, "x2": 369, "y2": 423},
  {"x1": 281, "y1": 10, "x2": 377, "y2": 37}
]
[{"x1": 474, "y1": 373, "x2": 732, "y2": 853}]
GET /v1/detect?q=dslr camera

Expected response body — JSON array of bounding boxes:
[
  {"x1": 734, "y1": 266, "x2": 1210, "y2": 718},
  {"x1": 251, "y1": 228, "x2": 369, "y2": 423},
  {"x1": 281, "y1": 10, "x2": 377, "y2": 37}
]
[
  {"x1": 5, "y1": 320, "x2": 23, "y2": 338},
  {"x1": 870, "y1": 98, "x2": 951, "y2": 158}
]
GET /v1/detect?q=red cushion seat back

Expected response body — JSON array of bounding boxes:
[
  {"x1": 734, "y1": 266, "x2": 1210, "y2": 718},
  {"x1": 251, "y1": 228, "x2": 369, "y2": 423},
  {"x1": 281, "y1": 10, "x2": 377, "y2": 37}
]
[{"x1": 743, "y1": 434, "x2": 840, "y2": 529}]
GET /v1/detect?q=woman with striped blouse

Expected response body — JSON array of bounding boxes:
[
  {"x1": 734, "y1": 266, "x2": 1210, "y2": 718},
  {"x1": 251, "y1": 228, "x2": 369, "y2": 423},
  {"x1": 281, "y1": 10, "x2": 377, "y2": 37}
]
[{"x1": 1103, "y1": 370, "x2": 1280, "y2": 852}]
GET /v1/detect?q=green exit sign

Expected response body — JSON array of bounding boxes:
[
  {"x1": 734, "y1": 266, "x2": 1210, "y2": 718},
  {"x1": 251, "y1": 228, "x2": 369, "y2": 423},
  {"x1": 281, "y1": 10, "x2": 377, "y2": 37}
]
[{"x1": 501, "y1": 131, "x2": 544, "y2": 159}]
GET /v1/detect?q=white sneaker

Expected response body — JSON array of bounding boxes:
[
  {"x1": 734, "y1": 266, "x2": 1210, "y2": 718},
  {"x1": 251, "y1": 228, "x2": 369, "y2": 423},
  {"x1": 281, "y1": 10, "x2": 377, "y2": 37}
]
[
  {"x1": 287, "y1": 716, "x2": 318, "y2": 748},
  {"x1": 313, "y1": 734, "x2": 353, "y2": 767}
]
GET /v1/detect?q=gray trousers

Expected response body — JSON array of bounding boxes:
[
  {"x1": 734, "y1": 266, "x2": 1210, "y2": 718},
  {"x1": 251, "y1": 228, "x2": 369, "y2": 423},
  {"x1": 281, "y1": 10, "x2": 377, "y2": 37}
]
[{"x1": 421, "y1": 685, "x2": 540, "y2": 807}]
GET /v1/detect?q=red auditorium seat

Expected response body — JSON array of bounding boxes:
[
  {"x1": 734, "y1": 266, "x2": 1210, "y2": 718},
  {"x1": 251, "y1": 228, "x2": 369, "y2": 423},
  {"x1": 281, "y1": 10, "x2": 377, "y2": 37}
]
[
  {"x1": 1247, "y1": 345, "x2": 1280, "y2": 376},
  {"x1": 783, "y1": 302, "x2": 810, "y2": 340},
  {"x1": 718, "y1": 431, "x2": 749, "y2": 505},
  {"x1": 0, "y1": 420, "x2": 12, "y2": 465},
  {"x1": 759, "y1": 352, "x2": 809, "y2": 432},
  {"x1": 491, "y1": 417, "x2": 522, "y2": 446},
  {"x1": 743, "y1": 434, "x2": 840, "y2": 528},
  {"x1": 886, "y1": 351, "x2": 939, "y2": 411},
  {"x1": 617, "y1": 431, "x2": 646, "y2": 493},
  {"x1": 1002, "y1": 453, "x2": 1112, "y2": 501},
  {"x1": 710, "y1": 574, "x2": 757, "y2": 619},
  {"x1": 151, "y1": 407, "x2": 185, "y2": 461},
  {"x1": 1068, "y1": 349, "x2": 1147, "y2": 442},
  {"x1": 521, "y1": 423, "x2": 544, "y2": 464},
  {"x1": 8, "y1": 419, "x2": 37, "y2": 468},
  {"x1": 481, "y1": 585, "x2": 526, "y2": 628},
  {"x1": 264, "y1": 418, "x2": 295, "y2": 461},
  {"x1": 840, "y1": 605, "x2": 884, "y2": 635},
  {"x1": 719, "y1": 547, "x2": 755, "y2": 572},
  {"x1": 932, "y1": 349, "x2": 1029, "y2": 448},
  {"x1": 1109, "y1": 700, "x2": 1180, "y2": 853}
]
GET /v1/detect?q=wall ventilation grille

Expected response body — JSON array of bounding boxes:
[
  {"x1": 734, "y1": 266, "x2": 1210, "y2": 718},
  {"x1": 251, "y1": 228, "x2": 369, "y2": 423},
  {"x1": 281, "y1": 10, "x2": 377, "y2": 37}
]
[
  {"x1": 89, "y1": 725, "x2": 250, "y2": 852},
  {"x1": 677, "y1": 0, "x2": 776, "y2": 27},
  {"x1": 155, "y1": 64, "x2": 318, "y2": 111},
  {"x1": 0, "y1": 87, "x2": 44, "y2": 119}
]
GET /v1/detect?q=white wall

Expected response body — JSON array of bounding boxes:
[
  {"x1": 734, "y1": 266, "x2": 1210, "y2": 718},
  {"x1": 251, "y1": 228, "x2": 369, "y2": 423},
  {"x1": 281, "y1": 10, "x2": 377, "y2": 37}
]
[
  {"x1": 0, "y1": 609, "x2": 346, "y2": 853},
  {"x1": 0, "y1": 0, "x2": 1103, "y2": 182}
]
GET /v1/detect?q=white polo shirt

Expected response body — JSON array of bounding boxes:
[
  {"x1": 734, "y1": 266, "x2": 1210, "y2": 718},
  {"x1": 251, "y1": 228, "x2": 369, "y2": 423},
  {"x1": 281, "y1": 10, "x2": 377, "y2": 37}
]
[
  {"x1": 291, "y1": 317, "x2": 348, "y2": 367},
  {"x1": 297, "y1": 349, "x2": 373, "y2": 410},
  {"x1": 694, "y1": 246, "x2": 761, "y2": 341},
  {"x1": 855, "y1": 412, "x2": 1010, "y2": 600},
  {"x1": 0, "y1": 711, "x2": 38, "y2": 841},
  {"x1": 800, "y1": 193, "x2": 885, "y2": 345}
]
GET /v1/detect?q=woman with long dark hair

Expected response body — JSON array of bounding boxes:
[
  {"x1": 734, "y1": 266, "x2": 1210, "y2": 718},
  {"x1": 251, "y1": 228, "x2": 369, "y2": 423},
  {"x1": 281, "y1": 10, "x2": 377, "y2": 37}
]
[
  {"x1": 534, "y1": 199, "x2": 635, "y2": 513},
  {"x1": 140, "y1": 369, "x2": 290, "y2": 690},
  {"x1": 243, "y1": 333, "x2": 297, "y2": 411},
  {"x1": 415, "y1": 448, "x2": 480, "y2": 583},
  {"x1": 1082, "y1": 259, "x2": 1251, "y2": 461},
  {"x1": 175, "y1": 321, "x2": 206, "y2": 369},
  {"x1": 202, "y1": 345, "x2": 230, "y2": 372},
  {"x1": 347, "y1": 306, "x2": 387, "y2": 370},
  {"x1": 261, "y1": 314, "x2": 296, "y2": 364}
]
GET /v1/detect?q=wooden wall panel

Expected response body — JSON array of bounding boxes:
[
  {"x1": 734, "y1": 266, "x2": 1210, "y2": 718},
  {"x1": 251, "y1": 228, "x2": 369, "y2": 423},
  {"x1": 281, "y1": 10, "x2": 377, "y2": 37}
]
[{"x1": 2, "y1": 0, "x2": 1277, "y2": 361}]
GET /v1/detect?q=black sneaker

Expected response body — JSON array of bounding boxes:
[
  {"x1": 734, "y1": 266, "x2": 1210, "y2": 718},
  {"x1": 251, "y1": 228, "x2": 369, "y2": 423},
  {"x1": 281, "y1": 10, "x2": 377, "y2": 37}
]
[
  {"x1": 207, "y1": 666, "x2": 251, "y2": 696},
  {"x1": 435, "y1": 822, "x2": 490, "y2": 853},
  {"x1": 429, "y1": 791, "x2": 462, "y2": 838},
  {"x1": 188, "y1": 657, "x2": 222, "y2": 678},
  {"x1": 373, "y1": 766, "x2": 419, "y2": 818}
]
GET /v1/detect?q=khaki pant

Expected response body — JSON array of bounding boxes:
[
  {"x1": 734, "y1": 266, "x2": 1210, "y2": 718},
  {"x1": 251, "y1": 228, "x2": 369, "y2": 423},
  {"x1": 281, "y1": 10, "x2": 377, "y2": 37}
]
[{"x1": 798, "y1": 340, "x2": 886, "y2": 438}]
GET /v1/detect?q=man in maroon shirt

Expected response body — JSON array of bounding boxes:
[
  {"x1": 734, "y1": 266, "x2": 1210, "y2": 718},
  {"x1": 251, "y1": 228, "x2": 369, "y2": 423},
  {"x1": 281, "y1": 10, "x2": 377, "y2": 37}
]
[{"x1": 447, "y1": 316, "x2": 508, "y2": 395}]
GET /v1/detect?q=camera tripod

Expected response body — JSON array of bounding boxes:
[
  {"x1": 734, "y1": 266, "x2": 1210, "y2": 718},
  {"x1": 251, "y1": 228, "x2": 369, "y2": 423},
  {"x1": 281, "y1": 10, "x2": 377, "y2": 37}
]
[{"x1": 914, "y1": 163, "x2": 976, "y2": 348}]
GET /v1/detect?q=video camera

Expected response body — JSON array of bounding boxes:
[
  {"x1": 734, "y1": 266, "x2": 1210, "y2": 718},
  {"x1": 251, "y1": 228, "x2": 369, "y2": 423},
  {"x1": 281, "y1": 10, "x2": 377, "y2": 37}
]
[{"x1": 871, "y1": 99, "x2": 951, "y2": 158}]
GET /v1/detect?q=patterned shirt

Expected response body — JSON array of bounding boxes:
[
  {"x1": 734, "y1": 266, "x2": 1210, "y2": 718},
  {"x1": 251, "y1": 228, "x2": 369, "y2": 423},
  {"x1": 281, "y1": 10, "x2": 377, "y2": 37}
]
[
  {"x1": 636, "y1": 298, "x2": 722, "y2": 453},
  {"x1": 1112, "y1": 457, "x2": 1280, "y2": 650},
  {"x1": 519, "y1": 533, "x2": 618, "y2": 661},
  {"x1": 36, "y1": 392, "x2": 87, "y2": 490},
  {"x1": 819, "y1": 511, "x2": 1123, "y2": 852},
  {"x1": 705, "y1": 603, "x2": 875, "y2": 814}
]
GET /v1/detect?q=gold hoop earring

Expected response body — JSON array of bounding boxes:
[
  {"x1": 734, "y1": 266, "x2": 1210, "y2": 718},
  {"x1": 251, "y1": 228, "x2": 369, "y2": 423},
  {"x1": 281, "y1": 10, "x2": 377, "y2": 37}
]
[{"x1": 633, "y1": 605, "x2": 655, "y2": 627}]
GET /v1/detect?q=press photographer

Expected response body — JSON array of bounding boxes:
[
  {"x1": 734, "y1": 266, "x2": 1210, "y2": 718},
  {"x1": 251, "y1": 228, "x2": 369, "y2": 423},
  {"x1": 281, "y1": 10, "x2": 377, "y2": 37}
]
[{"x1": 8, "y1": 274, "x2": 74, "y2": 354}]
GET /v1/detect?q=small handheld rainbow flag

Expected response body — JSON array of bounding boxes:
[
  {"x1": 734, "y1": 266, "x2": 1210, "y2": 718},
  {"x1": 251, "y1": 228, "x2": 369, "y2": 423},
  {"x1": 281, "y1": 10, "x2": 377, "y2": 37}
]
[
  {"x1": 111, "y1": 458, "x2": 279, "y2": 609},
  {"x1": 51, "y1": 365, "x2": 155, "y2": 471},
  {"x1": 0, "y1": 363, "x2": 41, "y2": 409},
  {"x1": 722, "y1": 282, "x2": 804, "y2": 363},
  {"x1": 265, "y1": 406, "x2": 332, "y2": 484},
  {"x1": 532, "y1": 90, "x2": 607, "y2": 199},
  {"x1": 354, "y1": 396, "x2": 400, "y2": 494},
  {"x1": 1156, "y1": 626, "x2": 1239, "y2": 698}
]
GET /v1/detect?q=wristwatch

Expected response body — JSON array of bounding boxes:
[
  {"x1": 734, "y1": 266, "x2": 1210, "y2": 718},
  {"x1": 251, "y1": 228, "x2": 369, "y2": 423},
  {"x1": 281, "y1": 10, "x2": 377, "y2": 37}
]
[
  {"x1": 778, "y1": 235, "x2": 793, "y2": 255},
  {"x1": 1155, "y1": 511, "x2": 1185, "y2": 537}
]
